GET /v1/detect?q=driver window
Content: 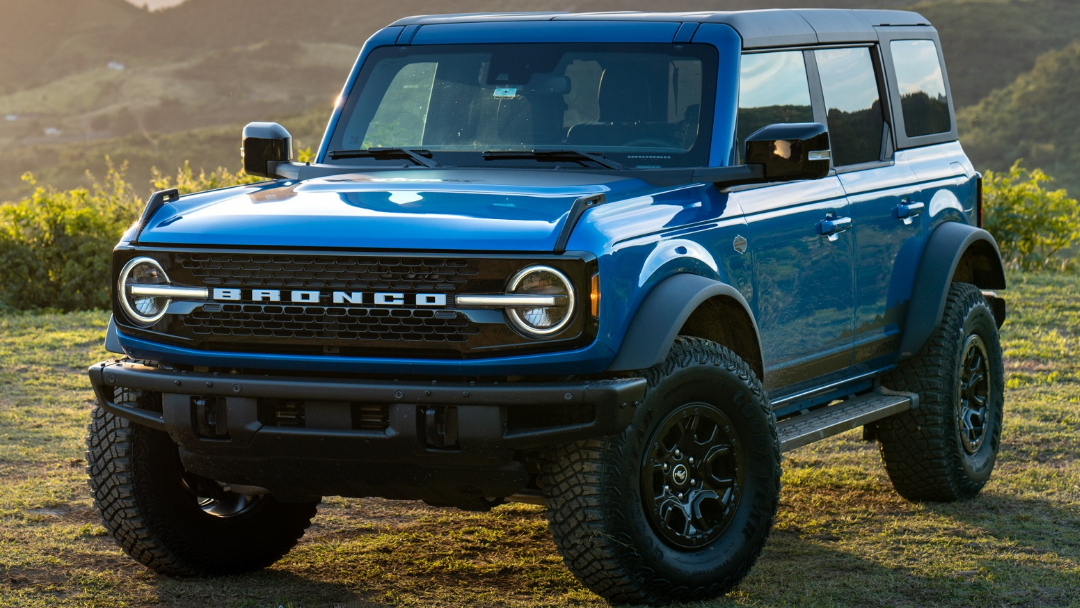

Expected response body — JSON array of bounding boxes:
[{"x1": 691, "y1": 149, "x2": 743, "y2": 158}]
[{"x1": 737, "y1": 52, "x2": 814, "y2": 155}]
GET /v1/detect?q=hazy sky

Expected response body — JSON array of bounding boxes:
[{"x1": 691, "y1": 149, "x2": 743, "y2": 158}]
[{"x1": 125, "y1": 0, "x2": 186, "y2": 9}]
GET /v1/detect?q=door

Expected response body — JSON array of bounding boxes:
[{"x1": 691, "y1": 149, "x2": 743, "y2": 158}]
[
  {"x1": 812, "y1": 46, "x2": 924, "y2": 368},
  {"x1": 733, "y1": 51, "x2": 856, "y2": 392}
]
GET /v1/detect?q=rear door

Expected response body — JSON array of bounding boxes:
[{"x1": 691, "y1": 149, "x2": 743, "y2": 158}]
[{"x1": 811, "y1": 45, "x2": 923, "y2": 369}]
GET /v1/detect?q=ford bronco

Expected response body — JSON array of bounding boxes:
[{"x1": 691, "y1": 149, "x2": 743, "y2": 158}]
[{"x1": 87, "y1": 9, "x2": 1007, "y2": 604}]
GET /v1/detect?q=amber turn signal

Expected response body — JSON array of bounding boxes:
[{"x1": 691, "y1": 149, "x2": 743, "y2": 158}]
[{"x1": 590, "y1": 273, "x2": 600, "y2": 319}]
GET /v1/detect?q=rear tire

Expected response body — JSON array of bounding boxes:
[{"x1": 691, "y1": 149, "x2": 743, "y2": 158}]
[
  {"x1": 86, "y1": 388, "x2": 319, "y2": 575},
  {"x1": 540, "y1": 337, "x2": 780, "y2": 604},
  {"x1": 877, "y1": 282, "x2": 1005, "y2": 501}
]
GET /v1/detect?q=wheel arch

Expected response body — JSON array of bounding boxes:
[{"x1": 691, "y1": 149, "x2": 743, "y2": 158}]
[
  {"x1": 607, "y1": 273, "x2": 764, "y2": 378},
  {"x1": 898, "y1": 221, "x2": 1007, "y2": 359}
]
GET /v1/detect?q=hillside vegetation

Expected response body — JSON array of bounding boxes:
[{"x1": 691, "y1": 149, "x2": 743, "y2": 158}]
[
  {"x1": 0, "y1": 0, "x2": 1078, "y2": 203},
  {"x1": 916, "y1": 0, "x2": 1080, "y2": 107},
  {"x1": 959, "y1": 40, "x2": 1080, "y2": 196},
  {"x1": 0, "y1": 108, "x2": 327, "y2": 207}
]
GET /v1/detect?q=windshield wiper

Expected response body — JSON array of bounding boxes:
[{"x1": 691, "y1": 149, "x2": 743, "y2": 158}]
[
  {"x1": 482, "y1": 149, "x2": 624, "y2": 170},
  {"x1": 328, "y1": 147, "x2": 438, "y2": 168}
]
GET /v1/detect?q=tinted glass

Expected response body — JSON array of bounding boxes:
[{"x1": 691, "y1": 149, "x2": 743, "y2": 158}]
[
  {"x1": 330, "y1": 43, "x2": 718, "y2": 168},
  {"x1": 737, "y1": 52, "x2": 814, "y2": 150},
  {"x1": 815, "y1": 48, "x2": 885, "y2": 166},
  {"x1": 891, "y1": 40, "x2": 951, "y2": 137}
]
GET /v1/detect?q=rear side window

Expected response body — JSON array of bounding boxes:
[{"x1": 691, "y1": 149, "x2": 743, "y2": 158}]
[
  {"x1": 815, "y1": 48, "x2": 885, "y2": 167},
  {"x1": 736, "y1": 52, "x2": 814, "y2": 151},
  {"x1": 891, "y1": 40, "x2": 951, "y2": 137}
]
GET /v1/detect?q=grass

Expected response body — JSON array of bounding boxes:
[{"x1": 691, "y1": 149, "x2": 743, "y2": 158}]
[{"x1": 1, "y1": 272, "x2": 1078, "y2": 607}]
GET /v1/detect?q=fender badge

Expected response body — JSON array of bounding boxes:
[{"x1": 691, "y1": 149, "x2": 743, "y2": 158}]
[{"x1": 733, "y1": 235, "x2": 748, "y2": 255}]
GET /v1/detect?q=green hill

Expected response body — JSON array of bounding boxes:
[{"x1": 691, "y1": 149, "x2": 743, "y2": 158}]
[
  {"x1": 915, "y1": 0, "x2": 1080, "y2": 108},
  {"x1": 0, "y1": 0, "x2": 140, "y2": 95},
  {"x1": 958, "y1": 40, "x2": 1080, "y2": 195},
  {"x1": 0, "y1": 108, "x2": 328, "y2": 206},
  {"x1": 1, "y1": 0, "x2": 1077, "y2": 204}
]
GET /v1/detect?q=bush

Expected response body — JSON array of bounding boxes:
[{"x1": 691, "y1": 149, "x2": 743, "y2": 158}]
[
  {"x1": 0, "y1": 161, "x2": 256, "y2": 311},
  {"x1": 982, "y1": 160, "x2": 1080, "y2": 271}
]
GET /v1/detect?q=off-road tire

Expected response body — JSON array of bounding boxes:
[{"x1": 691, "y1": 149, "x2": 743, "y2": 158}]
[
  {"x1": 877, "y1": 282, "x2": 1005, "y2": 502},
  {"x1": 539, "y1": 337, "x2": 780, "y2": 605},
  {"x1": 86, "y1": 388, "x2": 320, "y2": 575}
]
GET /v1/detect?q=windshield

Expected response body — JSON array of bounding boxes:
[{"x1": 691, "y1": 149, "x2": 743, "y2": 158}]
[{"x1": 327, "y1": 43, "x2": 718, "y2": 169}]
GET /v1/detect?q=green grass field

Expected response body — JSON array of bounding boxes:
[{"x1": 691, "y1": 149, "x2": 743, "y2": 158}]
[{"x1": 1, "y1": 272, "x2": 1078, "y2": 607}]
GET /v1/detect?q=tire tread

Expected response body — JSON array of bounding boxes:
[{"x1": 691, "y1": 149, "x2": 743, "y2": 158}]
[{"x1": 539, "y1": 337, "x2": 780, "y2": 604}]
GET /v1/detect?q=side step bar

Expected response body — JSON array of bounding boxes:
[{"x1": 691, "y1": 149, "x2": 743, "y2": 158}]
[{"x1": 777, "y1": 389, "x2": 919, "y2": 452}]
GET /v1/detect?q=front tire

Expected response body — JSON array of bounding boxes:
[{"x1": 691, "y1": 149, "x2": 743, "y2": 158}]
[
  {"x1": 86, "y1": 388, "x2": 320, "y2": 575},
  {"x1": 540, "y1": 338, "x2": 780, "y2": 604},
  {"x1": 877, "y1": 282, "x2": 1005, "y2": 502}
]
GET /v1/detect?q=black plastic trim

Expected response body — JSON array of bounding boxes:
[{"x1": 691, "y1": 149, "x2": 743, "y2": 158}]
[
  {"x1": 104, "y1": 316, "x2": 123, "y2": 354},
  {"x1": 607, "y1": 273, "x2": 762, "y2": 373},
  {"x1": 898, "y1": 222, "x2": 1006, "y2": 358},
  {"x1": 132, "y1": 189, "x2": 179, "y2": 244},
  {"x1": 88, "y1": 360, "x2": 647, "y2": 451},
  {"x1": 554, "y1": 194, "x2": 605, "y2": 253}
]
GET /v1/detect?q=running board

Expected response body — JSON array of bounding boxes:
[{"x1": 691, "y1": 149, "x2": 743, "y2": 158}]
[{"x1": 777, "y1": 389, "x2": 918, "y2": 452}]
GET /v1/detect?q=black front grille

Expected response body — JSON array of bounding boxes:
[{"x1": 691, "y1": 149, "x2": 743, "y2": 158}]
[
  {"x1": 184, "y1": 303, "x2": 480, "y2": 344},
  {"x1": 179, "y1": 253, "x2": 478, "y2": 292},
  {"x1": 115, "y1": 248, "x2": 595, "y2": 359}
]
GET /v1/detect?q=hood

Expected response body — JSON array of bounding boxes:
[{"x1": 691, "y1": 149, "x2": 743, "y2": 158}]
[{"x1": 136, "y1": 169, "x2": 653, "y2": 251}]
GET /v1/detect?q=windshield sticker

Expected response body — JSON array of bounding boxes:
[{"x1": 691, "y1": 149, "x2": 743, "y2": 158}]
[{"x1": 493, "y1": 87, "x2": 518, "y2": 99}]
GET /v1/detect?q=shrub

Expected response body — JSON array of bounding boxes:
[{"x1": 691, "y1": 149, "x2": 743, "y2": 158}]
[
  {"x1": 150, "y1": 161, "x2": 259, "y2": 195},
  {"x1": 0, "y1": 161, "x2": 256, "y2": 311},
  {"x1": 982, "y1": 160, "x2": 1080, "y2": 271}
]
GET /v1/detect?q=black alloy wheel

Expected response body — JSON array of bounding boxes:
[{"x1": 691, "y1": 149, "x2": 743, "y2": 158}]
[
  {"x1": 956, "y1": 334, "x2": 991, "y2": 455},
  {"x1": 642, "y1": 403, "x2": 744, "y2": 549}
]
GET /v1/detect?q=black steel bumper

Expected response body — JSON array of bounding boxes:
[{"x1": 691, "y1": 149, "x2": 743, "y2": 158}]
[{"x1": 88, "y1": 360, "x2": 646, "y2": 503}]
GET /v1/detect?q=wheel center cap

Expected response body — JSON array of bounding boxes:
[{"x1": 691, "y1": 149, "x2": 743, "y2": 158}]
[{"x1": 672, "y1": 464, "x2": 689, "y2": 485}]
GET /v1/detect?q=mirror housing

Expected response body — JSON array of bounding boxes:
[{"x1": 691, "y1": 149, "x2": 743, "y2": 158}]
[
  {"x1": 745, "y1": 122, "x2": 831, "y2": 183},
  {"x1": 242, "y1": 122, "x2": 293, "y2": 178}
]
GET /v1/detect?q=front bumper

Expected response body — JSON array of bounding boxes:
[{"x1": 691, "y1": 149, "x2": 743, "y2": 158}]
[{"x1": 88, "y1": 360, "x2": 646, "y2": 503}]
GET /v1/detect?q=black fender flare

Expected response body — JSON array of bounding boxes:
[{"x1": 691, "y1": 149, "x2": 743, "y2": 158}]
[
  {"x1": 607, "y1": 273, "x2": 763, "y2": 373},
  {"x1": 898, "y1": 222, "x2": 1007, "y2": 359},
  {"x1": 104, "y1": 316, "x2": 124, "y2": 354}
]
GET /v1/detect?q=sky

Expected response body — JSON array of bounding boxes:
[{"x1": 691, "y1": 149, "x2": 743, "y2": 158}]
[{"x1": 125, "y1": 0, "x2": 186, "y2": 9}]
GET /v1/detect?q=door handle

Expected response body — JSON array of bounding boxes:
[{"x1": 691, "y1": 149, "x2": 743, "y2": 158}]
[
  {"x1": 894, "y1": 200, "x2": 925, "y2": 225},
  {"x1": 818, "y1": 216, "x2": 852, "y2": 242}
]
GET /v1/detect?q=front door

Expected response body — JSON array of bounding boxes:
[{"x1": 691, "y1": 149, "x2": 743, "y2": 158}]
[{"x1": 733, "y1": 50, "x2": 856, "y2": 393}]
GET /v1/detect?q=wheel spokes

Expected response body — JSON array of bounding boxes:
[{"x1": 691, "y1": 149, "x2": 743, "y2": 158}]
[
  {"x1": 641, "y1": 402, "x2": 744, "y2": 549},
  {"x1": 957, "y1": 334, "x2": 993, "y2": 454}
]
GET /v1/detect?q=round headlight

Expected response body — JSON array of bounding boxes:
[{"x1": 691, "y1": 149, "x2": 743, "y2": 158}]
[
  {"x1": 506, "y1": 266, "x2": 575, "y2": 336},
  {"x1": 118, "y1": 257, "x2": 171, "y2": 326}
]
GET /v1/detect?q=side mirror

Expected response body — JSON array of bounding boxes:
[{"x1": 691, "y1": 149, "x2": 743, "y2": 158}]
[
  {"x1": 745, "y1": 122, "x2": 831, "y2": 183},
  {"x1": 242, "y1": 122, "x2": 293, "y2": 178}
]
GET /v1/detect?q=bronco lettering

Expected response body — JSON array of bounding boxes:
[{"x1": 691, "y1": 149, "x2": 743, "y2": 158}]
[{"x1": 211, "y1": 289, "x2": 448, "y2": 306}]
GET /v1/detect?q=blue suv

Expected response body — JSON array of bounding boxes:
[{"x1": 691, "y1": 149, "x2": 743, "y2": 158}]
[{"x1": 87, "y1": 9, "x2": 1007, "y2": 604}]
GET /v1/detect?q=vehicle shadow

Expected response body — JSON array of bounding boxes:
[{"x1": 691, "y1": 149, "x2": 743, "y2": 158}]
[
  {"x1": 124, "y1": 488, "x2": 1077, "y2": 607},
  {"x1": 149, "y1": 569, "x2": 387, "y2": 608}
]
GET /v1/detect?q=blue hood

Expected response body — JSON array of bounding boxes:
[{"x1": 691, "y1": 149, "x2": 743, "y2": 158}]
[{"x1": 137, "y1": 169, "x2": 651, "y2": 251}]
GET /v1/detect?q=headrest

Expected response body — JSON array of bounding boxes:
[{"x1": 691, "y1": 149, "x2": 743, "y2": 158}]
[{"x1": 598, "y1": 66, "x2": 652, "y2": 123}]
